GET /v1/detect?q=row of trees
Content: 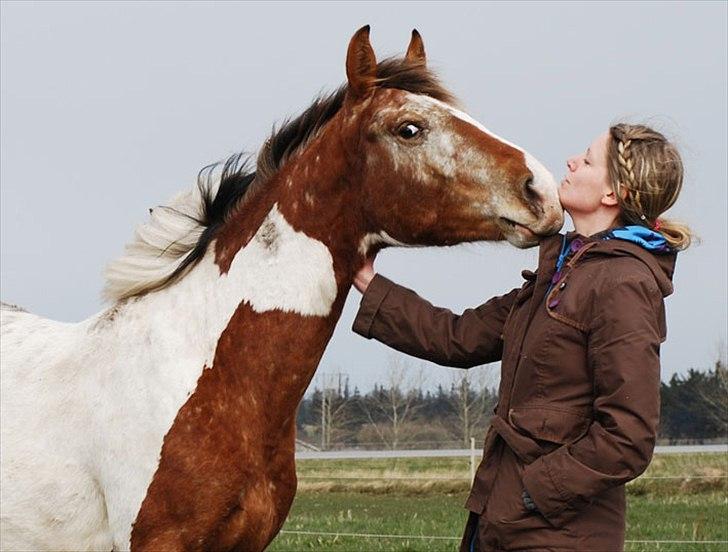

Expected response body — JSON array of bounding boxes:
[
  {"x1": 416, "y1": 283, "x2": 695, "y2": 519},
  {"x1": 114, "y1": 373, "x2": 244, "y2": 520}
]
[
  {"x1": 660, "y1": 360, "x2": 727, "y2": 441},
  {"x1": 296, "y1": 357, "x2": 727, "y2": 450}
]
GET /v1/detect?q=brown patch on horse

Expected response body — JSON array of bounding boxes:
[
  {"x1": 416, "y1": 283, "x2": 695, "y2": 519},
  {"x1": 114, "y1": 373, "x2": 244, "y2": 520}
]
[{"x1": 130, "y1": 298, "x2": 347, "y2": 551}]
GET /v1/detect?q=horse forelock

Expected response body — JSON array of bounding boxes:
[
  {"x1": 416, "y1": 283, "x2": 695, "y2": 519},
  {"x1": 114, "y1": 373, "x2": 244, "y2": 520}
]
[{"x1": 103, "y1": 57, "x2": 456, "y2": 303}]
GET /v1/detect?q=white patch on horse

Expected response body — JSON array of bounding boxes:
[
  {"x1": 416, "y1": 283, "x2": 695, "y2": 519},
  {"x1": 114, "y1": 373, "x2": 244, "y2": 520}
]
[
  {"x1": 0, "y1": 204, "x2": 336, "y2": 550},
  {"x1": 234, "y1": 204, "x2": 337, "y2": 315}
]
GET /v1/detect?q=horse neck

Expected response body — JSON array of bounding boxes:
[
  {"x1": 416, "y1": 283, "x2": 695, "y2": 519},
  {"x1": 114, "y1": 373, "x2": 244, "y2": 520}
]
[{"x1": 195, "y1": 125, "x2": 364, "y2": 404}]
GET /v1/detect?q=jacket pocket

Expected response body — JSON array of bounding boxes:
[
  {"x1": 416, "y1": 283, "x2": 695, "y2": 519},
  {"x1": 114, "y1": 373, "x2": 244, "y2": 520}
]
[
  {"x1": 492, "y1": 405, "x2": 591, "y2": 464},
  {"x1": 483, "y1": 447, "x2": 566, "y2": 544}
]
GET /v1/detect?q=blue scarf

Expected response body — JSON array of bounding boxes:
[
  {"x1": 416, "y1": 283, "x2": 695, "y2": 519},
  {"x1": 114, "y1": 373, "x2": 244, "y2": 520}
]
[{"x1": 606, "y1": 225, "x2": 671, "y2": 252}]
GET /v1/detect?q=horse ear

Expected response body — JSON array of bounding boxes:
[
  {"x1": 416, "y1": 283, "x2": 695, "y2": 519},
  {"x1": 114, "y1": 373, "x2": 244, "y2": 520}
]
[
  {"x1": 405, "y1": 29, "x2": 426, "y2": 66},
  {"x1": 346, "y1": 25, "x2": 377, "y2": 99}
]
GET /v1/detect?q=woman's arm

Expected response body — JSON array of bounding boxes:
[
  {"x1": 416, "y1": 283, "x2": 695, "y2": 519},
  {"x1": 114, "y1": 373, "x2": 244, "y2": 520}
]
[
  {"x1": 522, "y1": 274, "x2": 663, "y2": 527},
  {"x1": 352, "y1": 257, "x2": 519, "y2": 368}
]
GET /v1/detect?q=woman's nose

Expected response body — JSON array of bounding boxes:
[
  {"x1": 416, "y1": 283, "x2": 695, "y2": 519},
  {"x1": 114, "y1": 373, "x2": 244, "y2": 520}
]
[{"x1": 566, "y1": 158, "x2": 576, "y2": 172}]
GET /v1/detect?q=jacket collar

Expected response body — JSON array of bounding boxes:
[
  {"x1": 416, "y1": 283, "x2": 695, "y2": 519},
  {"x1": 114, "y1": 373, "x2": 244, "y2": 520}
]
[{"x1": 537, "y1": 230, "x2": 677, "y2": 298}]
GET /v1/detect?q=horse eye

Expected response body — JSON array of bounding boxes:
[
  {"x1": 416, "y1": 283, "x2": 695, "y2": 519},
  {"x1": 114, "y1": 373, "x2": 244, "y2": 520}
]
[{"x1": 397, "y1": 123, "x2": 422, "y2": 139}]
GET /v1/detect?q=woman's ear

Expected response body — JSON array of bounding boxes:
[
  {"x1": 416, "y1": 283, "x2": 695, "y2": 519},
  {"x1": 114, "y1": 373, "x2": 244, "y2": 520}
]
[
  {"x1": 602, "y1": 189, "x2": 620, "y2": 207},
  {"x1": 603, "y1": 181, "x2": 628, "y2": 207}
]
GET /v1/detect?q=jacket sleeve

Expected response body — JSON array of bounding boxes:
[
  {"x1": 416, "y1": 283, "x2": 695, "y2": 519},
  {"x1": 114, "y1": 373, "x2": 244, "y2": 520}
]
[
  {"x1": 522, "y1": 275, "x2": 663, "y2": 527},
  {"x1": 352, "y1": 274, "x2": 519, "y2": 368}
]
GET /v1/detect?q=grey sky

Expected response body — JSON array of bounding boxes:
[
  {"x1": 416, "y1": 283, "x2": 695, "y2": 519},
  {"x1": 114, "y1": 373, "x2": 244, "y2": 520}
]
[{"x1": 1, "y1": 1, "x2": 726, "y2": 393}]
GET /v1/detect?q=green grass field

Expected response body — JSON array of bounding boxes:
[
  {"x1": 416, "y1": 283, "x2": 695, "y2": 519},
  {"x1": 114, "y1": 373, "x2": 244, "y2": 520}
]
[{"x1": 269, "y1": 453, "x2": 727, "y2": 551}]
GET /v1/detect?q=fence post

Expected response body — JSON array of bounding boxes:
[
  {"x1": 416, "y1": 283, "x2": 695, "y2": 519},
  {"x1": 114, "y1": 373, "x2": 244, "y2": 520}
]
[{"x1": 470, "y1": 437, "x2": 476, "y2": 481}]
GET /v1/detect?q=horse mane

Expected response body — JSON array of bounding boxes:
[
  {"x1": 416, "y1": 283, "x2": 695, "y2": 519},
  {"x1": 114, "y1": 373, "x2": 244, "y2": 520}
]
[{"x1": 103, "y1": 57, "x2": 456, "y2": 302}]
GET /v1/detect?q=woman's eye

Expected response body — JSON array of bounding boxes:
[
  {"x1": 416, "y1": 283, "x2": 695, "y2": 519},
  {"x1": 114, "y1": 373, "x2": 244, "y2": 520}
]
[{"x1": 397, "y1": 123, "x2": 422, "y2": 139}]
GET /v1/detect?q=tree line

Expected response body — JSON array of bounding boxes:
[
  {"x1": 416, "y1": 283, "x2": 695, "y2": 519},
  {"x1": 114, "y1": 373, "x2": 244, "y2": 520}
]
[{"x1": 296, "y1": 358, "x2": 727, "y2": 450}]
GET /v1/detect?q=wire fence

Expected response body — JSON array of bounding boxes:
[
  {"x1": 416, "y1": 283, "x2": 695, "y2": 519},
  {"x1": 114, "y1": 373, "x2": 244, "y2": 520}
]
[
  {"x1": 299, "y1": 474, "x2": 727, "y2": 481},
  {"x1": 296, "y1": 443, "x2": 728, "y2": 460},
  {"x1": 279, "y1": 529, "x2": 728, "y2": 546},
  {"x1": 299, "y1": 438, "x2": 728, "y2": 451}
]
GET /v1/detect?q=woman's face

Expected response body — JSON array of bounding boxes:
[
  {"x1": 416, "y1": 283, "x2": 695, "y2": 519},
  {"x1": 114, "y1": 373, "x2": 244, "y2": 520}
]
[{"x1": 559, "y1": 131, "x2": 614, "y2": 215}]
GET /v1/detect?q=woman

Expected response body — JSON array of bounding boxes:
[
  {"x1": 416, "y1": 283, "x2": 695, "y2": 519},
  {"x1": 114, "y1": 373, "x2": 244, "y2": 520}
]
[{"x1": 351, "y1": 123, "x2": 692, "y2": 551}]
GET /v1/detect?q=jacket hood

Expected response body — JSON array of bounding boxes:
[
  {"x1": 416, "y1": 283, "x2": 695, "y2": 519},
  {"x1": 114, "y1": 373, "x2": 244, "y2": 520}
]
[{"x1": 541, "y1": 230, "x2": 677, "y2": 298}]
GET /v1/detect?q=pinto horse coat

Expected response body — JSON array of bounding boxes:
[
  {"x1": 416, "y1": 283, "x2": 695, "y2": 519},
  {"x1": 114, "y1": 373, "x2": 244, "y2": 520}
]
[{"x1": 0, "y1": 27, "x2": 562, "y2": 551}]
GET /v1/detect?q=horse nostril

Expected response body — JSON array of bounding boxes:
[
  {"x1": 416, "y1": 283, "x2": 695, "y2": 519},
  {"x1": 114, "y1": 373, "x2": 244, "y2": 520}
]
[{"x1": 522, "y1": 175, "x2": 540, "y2": 205}]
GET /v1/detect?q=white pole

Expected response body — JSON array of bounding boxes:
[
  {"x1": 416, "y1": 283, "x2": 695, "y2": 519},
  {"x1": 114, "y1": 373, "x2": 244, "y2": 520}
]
[
  {"x1": 470, "y1": 437, "x2": 476, "y2": 481},
  {"x1": 321, "y1": 389, "x2": 326, "y2": 450}
]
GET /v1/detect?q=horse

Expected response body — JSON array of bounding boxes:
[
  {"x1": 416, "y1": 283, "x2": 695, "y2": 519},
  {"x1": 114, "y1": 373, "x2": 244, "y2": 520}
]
[{"x1": 0, "y1": 26, "x2": 562, "y2": 551}]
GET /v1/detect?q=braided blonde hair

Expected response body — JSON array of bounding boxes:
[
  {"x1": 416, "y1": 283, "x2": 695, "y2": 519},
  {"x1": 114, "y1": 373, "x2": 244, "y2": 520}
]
[{"x1": 607, "y1": 123, "x2": 693, "y2": 250}]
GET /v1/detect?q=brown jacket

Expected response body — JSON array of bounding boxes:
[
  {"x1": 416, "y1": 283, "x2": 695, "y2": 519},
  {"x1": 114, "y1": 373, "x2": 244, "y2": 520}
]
[{"x1": 352, "y1": 231, "x2": 676, "y2": 551}]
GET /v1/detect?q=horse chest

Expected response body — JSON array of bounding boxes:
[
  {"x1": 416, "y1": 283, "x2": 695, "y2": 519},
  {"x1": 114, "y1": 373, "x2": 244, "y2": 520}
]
[{"x1": 130, "y1": 391, "x2": 300, "y2": 551}]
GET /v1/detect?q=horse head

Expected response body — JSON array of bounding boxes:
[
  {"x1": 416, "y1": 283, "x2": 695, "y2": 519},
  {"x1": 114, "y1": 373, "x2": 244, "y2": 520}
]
[{"x1": 342, "y1": 26, "x2": 563, "y2": 252}]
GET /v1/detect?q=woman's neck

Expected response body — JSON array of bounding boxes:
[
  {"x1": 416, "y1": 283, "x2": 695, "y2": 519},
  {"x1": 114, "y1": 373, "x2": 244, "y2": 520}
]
[{"x1": 570, "y1": 210, "x2": 622, "y2": 237}]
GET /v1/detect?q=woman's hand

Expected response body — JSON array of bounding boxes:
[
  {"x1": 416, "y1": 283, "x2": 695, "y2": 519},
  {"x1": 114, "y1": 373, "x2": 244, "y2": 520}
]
[{"x1": 353, "y1": 253, "x2": 377, "y2": 294}]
